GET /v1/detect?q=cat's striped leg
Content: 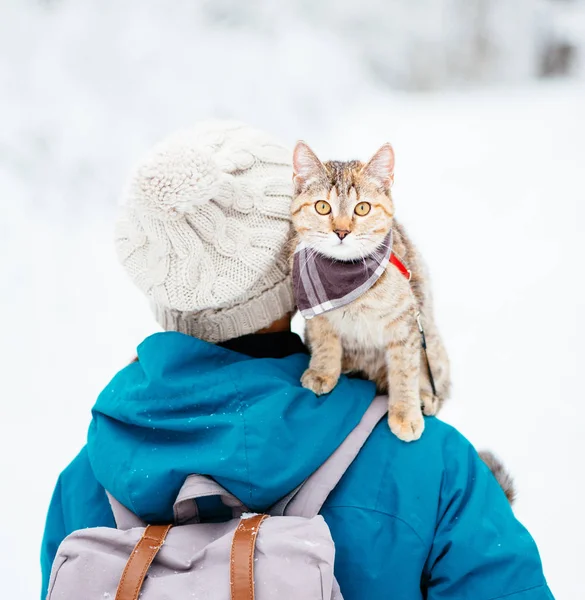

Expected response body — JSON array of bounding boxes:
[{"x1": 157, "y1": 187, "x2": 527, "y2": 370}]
[
  {"x1": 386, "y1": 311, "x2": 425, "y2": 442},
  {"x1": 301, "y1": 315, "x2": 343, "y2": 395}
]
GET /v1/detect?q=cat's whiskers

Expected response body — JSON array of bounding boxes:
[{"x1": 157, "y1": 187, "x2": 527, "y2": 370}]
[{"x1": 354, "y1": 240, "x2": 369, "y2": 272}]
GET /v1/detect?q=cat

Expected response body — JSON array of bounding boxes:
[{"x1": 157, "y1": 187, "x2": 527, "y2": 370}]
[{"x1": 290, "y1": 141, "x2": 450, "y2": 442}]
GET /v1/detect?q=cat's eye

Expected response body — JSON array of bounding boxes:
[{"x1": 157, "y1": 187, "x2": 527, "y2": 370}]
[
  {"x1": 315, "y1": 201, "x2": 332, "y2": 215},
  {"x1": 354, "y1": 202, "x2": 371, "y2": 216}
]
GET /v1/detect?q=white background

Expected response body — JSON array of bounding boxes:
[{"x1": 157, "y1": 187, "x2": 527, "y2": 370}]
[{"x1": 1, "y1": 1, "x2": 583, "y2": 598}]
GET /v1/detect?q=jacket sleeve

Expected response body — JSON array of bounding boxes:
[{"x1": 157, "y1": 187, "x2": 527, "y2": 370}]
[
  {"x1": 425, "y1": 434, "x2": 554, "y2": 600},
  {"x1": 40, "y1": 447, "x2": 115, "y2": 600}
]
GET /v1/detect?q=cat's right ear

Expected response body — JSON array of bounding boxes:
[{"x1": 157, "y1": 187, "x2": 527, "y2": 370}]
[{"x1": 293, "y1": 141, "x2": 326, "y2": 193}]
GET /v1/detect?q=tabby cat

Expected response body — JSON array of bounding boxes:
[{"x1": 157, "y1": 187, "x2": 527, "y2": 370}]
[{"x1": 291, "y1": 142, "x2": 450, "y2": 441}]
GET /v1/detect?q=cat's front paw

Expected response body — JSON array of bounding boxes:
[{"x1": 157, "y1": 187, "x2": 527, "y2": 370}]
[
  {"x1": 421, "y1": 390, "x2": 439, "y2": 416},
  {"x1": 388, "y1": 404, "x2": 425, "y2": 442},
  {"x1": 301, "y1": 368, "x2": 339, "y2": 395}
]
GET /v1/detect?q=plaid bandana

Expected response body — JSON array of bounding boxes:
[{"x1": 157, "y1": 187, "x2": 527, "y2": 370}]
[{"x1": 293, "y1": 232, "x2": 393, "y2": 319}]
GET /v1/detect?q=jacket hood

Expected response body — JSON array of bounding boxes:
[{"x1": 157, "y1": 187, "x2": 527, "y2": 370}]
[{"x1": 87, "y1": 332, "x2": 376, "y2": 522}]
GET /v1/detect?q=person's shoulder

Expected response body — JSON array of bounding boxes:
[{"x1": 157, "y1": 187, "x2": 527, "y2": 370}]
[
  {"x1": 336, "y1": 415, "x2": 480, "y2": 543},
  {"x1": 58, "y1": 445, "x2": 94, "y2": 488},
  {"x1": 379, "y1": 416, "x2": 479, "y2": 493},
  {"x1": 418, "y1": 416, "x2": 476, "y2": 459},
  {"x1": 368, "y1": 414, "x2": 475, "y2": 472},
  {"x1": 417, "y1": 417, "x2": 488, "y2": 491},
  {"x1": 57, "y1": 446, "x2": 115, "y2": 531}
]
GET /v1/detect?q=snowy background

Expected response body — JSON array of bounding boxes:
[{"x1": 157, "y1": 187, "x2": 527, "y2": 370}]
[{"x1": 1, "y1": 0, "x2": 584, "y2": 598}]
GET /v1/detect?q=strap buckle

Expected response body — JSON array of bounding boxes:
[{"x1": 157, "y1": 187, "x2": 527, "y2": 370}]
[{"x1": 416, "y1": 311, "x2": 424, "y2": 333}]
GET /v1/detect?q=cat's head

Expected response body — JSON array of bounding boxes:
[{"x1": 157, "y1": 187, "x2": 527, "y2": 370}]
[{"x1": 291, "y1": 142, "x2": 395, "y2": 261}]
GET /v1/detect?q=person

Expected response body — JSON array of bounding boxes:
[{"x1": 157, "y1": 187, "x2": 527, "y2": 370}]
[{"x1": 41, "y1": 121, "x2": 554, "y2": 599}]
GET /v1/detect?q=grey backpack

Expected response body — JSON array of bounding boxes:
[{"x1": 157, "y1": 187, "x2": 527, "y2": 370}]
[{"x1": 47, "y1": 396, "x2": 387, "y2": 600}]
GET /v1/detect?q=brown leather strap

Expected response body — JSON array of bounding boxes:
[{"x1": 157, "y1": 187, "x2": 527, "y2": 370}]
[
  {"x1": 230, "y1": 514, "x2": 269, "y2": 600},
  {"x1": 115, "y1": 524, "x2": 172, "y2": 600}
]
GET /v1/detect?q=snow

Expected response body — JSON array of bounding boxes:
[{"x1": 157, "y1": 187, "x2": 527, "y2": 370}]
[
  {"x1": 0, "y1": 2, "x2": 583, "y2": 599},
  {"x1": 241, "y1": 513, "x2": 261, "y2": 520}
]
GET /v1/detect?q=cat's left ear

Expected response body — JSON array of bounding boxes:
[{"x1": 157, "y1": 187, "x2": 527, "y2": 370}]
[
  {"x1": 361, "y1": 143, "x2": 395, "y2": 189},
  {"x1": 293, "y1": 141, "x2": 327, "y2": 193}
]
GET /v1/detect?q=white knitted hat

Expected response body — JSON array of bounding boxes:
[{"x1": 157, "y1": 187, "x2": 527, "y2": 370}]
[{"x1": 115, "y1": 120, "x2": 294, "y2": 343}]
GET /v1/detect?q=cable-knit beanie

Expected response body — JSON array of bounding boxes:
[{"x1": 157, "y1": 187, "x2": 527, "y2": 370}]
[{"x1": 115, "y1": 120, "x2": 294, "y2": 343}]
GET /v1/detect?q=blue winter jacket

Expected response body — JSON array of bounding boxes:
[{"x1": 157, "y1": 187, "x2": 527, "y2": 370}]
[{"x1": 41, "y1": 331, "x2": 554, "y2": 599}]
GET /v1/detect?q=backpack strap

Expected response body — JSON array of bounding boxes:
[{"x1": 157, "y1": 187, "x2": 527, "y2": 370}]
[
  {"x1": 173, "y1": 474, "x2": 248, "y2": 524},
  {"x1": 115, "y1": 524, "x2": 171, "y2": 600},
  {"x1": 230, "y1": 514, "x2": 270, "y2": 600},
  {"x1": 106, "y1": 492, "x2": 146, "y2": 530},
  {"x1": 271, "y1": 395, "x2": 388, "y2": 519},
  {"x1": 107, "y1": 475, "x2": 247, "y2": 528}
]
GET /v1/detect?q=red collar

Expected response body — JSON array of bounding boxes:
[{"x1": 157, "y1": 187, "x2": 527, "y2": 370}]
[{"x1": 390, "y1": 253, "x2": 411, "y2": 280}]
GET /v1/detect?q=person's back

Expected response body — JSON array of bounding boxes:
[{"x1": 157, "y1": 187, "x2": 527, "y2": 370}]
[{"x1": 41, "y1": 122, "x2": 553, "y2": 599}]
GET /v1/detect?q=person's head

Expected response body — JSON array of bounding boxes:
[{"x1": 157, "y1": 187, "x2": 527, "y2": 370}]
[{"x1": 115, "y1": 120, "x2": 294, "y2": 342}]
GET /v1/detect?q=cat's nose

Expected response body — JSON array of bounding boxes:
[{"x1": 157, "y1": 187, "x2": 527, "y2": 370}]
[{"x1": 334, "y1": 229, "x2": 350, "y2": 241}]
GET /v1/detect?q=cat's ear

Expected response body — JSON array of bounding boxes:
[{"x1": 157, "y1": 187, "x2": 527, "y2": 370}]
[
  {"x1": 293, "y1": 141, "x2": 326, "y2": 192},
  {"x1": 361, "y1": 143, "x2": 395, "y2": 189}
]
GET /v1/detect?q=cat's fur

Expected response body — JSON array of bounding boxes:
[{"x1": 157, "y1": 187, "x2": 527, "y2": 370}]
[
  {"x1": 291, "y1": 142, "x2": 450, "y2": 441},
  {"x1": 479, "y1": 450, "x2": 517, "y2": 505}
]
